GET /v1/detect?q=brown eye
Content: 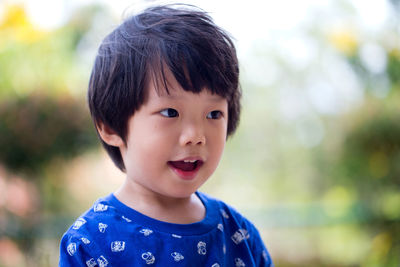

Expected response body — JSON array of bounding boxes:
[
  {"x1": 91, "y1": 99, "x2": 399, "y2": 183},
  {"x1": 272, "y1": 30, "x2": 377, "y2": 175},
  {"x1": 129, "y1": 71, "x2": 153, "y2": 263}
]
[
  {"x1": 160, "y1": 108, "x2": 179, "y2": 118},
  {"x1": 207, "y1": 110, "x2": 222, "y2": 119}
]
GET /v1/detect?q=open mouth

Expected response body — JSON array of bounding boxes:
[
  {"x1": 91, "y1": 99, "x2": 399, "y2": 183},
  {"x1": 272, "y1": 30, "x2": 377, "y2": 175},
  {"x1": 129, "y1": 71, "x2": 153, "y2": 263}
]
[{"x1": 168, "y1": 160, "x2": 203, "y2": 172}]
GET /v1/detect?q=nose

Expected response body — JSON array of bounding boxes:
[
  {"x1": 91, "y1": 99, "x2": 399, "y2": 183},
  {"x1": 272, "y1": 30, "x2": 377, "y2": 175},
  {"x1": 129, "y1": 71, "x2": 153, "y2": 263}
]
[{"x1": 179, "y1": 123, "x2": 206, "y2": 146}]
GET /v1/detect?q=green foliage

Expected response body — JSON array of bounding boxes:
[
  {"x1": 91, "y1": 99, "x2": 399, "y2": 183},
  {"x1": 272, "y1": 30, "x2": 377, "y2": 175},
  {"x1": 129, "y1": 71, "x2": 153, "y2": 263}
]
[
  {"x1": 342, "y1": 111, "x2": 400, "y2": 185},
  {"x1": 0, "y1": 94, "x2": 97, "y2": 174},
  {"x1": 0, "y1": 26, "x2": 77, "y2": 98},
  {"x1": 0, "y1": 4, "x2": 108, "y2": 99},
  {"x1": 387, "y1": 50, "x2": 400, "y2": 88},
  {"x1": 0, "y1": 4, "x2": 107, "y2": 174},
  {"x1": 322, "y1": 106, "x2": 400, "y2": 266}
]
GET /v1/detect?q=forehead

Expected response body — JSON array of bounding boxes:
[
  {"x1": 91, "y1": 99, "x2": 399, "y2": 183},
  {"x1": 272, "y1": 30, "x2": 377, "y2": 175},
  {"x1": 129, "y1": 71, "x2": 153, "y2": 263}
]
[
  {"x1": 145, "y1": 65, "x2": 227, "y2": 103},
  {"x1": 148, "y1": 82, "x2": 226, "y2": 103}
]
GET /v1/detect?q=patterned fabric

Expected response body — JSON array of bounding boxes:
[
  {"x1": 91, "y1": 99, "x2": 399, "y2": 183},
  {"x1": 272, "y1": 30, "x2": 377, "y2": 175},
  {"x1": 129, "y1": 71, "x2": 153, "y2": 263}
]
[{"x1": 59, "y1": 192, "x2": 273, "y2": 266}]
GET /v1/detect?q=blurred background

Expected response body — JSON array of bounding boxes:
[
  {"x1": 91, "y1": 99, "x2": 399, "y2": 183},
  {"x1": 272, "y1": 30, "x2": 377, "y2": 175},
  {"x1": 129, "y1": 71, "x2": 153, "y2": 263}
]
[{"x1": 0, "y1": 0, "x2": 399, "y2": 266}]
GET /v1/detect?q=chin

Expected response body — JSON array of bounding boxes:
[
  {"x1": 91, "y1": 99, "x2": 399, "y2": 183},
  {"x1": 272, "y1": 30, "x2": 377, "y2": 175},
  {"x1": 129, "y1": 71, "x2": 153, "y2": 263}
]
[{"x1": 166, "y1": 187, "x2": 198, "y2": 199}]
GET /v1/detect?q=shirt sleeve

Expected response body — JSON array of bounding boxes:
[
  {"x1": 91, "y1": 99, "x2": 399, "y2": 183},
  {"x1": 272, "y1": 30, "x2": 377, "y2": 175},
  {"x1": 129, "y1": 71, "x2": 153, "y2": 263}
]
[
  {"x1": 59, "y1": 231, "x2": 101, "y2": 267},
  {"x1": 247, "y1": 221, "x2": 274, "y2": 267},
  {"x1": 220, "y1": 200, "x2": 274, "y2": 267}
]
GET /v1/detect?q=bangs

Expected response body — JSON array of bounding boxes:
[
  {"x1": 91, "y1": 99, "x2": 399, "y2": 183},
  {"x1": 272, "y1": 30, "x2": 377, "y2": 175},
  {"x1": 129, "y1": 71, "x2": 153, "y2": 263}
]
[{"x1": 147, "y1": 42, "x2": 230, "y2": 98}]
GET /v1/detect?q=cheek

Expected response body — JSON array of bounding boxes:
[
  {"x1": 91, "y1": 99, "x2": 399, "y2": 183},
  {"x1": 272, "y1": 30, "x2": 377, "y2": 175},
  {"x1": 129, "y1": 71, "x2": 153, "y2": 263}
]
[
  {"x1": 129, "y1": 126, "x2": 174, "y2": 161},
  {"x1": 210, "y1": 128, "x2": 227, "y2": 158}
]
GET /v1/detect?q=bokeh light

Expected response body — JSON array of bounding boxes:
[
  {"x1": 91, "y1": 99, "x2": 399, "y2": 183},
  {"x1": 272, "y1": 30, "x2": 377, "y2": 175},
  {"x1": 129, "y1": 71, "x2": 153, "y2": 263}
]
[{"x1": 1, "y1": 0, "x2": 399, "y2": 266}]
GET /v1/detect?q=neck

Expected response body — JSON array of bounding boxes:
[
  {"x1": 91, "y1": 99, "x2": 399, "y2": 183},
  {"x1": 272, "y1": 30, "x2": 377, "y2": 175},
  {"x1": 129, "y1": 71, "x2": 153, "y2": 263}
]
[{"x1": 114, "y1": 180, "x2": 206, "y2": 224}]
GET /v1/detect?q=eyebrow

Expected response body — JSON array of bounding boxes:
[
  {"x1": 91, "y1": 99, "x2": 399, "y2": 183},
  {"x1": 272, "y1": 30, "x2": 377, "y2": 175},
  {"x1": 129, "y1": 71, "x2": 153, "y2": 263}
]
[{"x1": 160, "y1": 92, "x2": 226, "y2": 102}]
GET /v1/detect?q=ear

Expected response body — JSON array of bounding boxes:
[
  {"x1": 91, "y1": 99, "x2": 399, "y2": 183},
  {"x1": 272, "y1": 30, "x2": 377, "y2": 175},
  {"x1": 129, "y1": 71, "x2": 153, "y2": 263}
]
[{"x1": 96, "y1": 122, "x2": 124, "y2": 147}]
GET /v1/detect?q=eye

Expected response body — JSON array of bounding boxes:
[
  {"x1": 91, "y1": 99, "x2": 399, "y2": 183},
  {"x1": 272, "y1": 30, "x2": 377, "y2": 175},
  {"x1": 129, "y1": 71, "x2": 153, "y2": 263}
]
[
  {"x1": 206, "y1": 110, "x2": 223, "y2": 120},
  {"x1": 160, "y1": 108, "x2": 179, "y2": 118}
]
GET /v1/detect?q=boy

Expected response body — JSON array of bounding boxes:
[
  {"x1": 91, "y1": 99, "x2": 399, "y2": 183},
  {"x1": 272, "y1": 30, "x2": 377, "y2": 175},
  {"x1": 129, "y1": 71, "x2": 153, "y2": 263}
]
[{"x1": 59, "y1": 4, "x2": 273, "y2": 267}]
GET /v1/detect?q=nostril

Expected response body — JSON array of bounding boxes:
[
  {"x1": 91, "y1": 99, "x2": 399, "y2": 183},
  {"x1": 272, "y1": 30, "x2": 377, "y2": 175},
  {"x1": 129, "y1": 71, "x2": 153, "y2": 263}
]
[
  {"x1": 179, "y1": 127, "x2": 206, "y2": 146},
  {"x1": 196, "y1": 136, "x2": 206, "y2": 145}
]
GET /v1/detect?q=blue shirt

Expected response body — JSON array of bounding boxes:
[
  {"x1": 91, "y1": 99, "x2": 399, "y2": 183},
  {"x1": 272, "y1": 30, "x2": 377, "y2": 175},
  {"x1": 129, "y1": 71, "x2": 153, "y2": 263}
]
[{"x1": 59, "y1": 192, "x2": 273, "y2": 266}]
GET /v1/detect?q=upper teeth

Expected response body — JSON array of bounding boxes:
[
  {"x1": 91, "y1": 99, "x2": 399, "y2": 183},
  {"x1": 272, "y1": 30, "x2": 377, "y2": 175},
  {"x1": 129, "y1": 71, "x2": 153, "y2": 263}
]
[{"x1": 184, "y1": 160, "x2": 197, "y2": 163}]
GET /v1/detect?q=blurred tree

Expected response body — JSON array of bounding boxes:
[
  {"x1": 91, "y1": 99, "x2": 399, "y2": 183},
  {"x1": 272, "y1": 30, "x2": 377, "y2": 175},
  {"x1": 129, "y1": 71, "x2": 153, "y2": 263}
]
[
  {"x1": 387, "y1": 50, "x2": 400, "y2": 89},
  {"x1": 333, "y1": 105, "x2": 400, "y2": 266},
  {"x1": 0, "y1": 4, "x2": 109, "y2": 264},
  {"x1": 317, "y1": 16, "x2": 400, "y2": 264},
  {"x1": 0, "y1": 93, "x2": 97, "y2": 173}
]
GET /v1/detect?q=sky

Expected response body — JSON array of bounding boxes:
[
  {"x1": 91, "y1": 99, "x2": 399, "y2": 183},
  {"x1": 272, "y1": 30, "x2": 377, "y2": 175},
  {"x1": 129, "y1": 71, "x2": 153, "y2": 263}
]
[{"x1": 1, "y1": 0, "x2": 393, "y2": 55}]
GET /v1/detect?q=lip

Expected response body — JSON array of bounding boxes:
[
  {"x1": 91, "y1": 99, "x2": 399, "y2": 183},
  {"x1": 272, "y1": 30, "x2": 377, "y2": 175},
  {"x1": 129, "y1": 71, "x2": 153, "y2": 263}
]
[{"x1": 168, "y1": 157, "x2": 204, "y2": 180}]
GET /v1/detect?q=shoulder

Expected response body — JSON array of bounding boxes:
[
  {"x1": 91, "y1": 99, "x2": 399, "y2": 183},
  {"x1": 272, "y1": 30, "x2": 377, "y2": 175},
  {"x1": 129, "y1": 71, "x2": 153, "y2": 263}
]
[
  {"x1": 198, "y1": 191, "x2": 262, "y2": 245},
  {"x1": 62, "y1": 195, "x2": 120, "y2": 234},
  {"x1": 198, "y1": 191, "x2": 274, "y2": 266},
  {"x1": 59, "y1": 194, "x2": 134, "y2": 266},
  {"x1": 60, "y1": 194, "x2": 134, "y2": 241},
  {"x1": 198, "y1": 191, "x2": 254, "y2": 227}
]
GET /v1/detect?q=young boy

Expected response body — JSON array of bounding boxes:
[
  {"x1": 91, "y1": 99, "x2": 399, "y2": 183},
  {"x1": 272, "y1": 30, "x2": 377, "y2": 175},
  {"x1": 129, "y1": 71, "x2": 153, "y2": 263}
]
[{"x1": 59, "y1": 4, "x2": 273, "y2": 267}]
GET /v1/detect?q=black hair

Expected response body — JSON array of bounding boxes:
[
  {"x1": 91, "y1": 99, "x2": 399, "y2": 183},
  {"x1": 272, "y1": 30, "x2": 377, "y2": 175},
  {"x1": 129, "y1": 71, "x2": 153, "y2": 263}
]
[{"x1": 88, "y1": 4, "x2": 241, "y2": 171}]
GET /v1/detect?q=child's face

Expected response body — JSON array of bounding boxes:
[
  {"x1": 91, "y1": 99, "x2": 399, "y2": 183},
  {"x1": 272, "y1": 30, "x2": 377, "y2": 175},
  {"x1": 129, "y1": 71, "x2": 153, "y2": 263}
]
[{"x1": 119, "y1": 71, "x2": 228, "y2": 199}]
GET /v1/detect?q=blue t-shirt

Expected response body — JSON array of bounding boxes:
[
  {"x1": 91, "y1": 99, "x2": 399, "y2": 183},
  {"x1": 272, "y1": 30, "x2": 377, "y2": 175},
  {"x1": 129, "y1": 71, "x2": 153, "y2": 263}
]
[{"x1": 59, "y1": 192, "x2": 273, "y2": 266}]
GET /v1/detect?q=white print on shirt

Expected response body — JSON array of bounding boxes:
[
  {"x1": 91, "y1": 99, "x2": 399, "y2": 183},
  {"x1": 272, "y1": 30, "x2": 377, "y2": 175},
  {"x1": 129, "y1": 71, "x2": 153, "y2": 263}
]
[
  {"x1": 97, "y1": 255, "x2": 108, "y2": 267},
  {"x1": 263, "y1": 250, "x2": 268, "y2": 261},
  {"x1": 235, "y1": 258, "x2": 246, "y2": 267},
  {"x1": 231, "y1": 229, "x2": 250, "y2": 245},
  {"x1": 98, "y1": 223, "x2": 108, "y2": 233},
  {"x1": 111, "y1": 241, "x2": 125, "y2": 252},
  {"x1": 223, "y1": 244, "x2": 226, "y2": 254},
  {"x1": 94, "y1": 203, "x2": 108, "y2": 212},
  {"x1": 172, "y1": 234, "x2": 182, "y2": 238},
  {"x1": 73, "y1": 218, "x2": 87, "y2": 230},
  {"x1": 211, "y1": 263, "x2": 220, "y2": 267},
  {"x1": 81, "y1": 237, "x2": 90, "y2": 244},
  {"x1": 220, "y1": 209, "x2": 230, "y2": 219},
  {"x1": 171, "y1": 252, "x2": 184, "y2": 262},
  {"x1": 197, "y1": 241, "x2": 207, "y2": 255},
  {"x1": 67, "y1": 243, "x2": 76, "y2": 256},
  {"x1": 217, "y1": 223, "x2": 224, "y2": 231},
  {"x1": 140, "y1": 229, "x2": 153, "y2": 236},
  {"x1": 86, "y1": 258, "x2": 96, "y2": 267},
  {"x1": 122, "y1": 216, "x2": 132, "y2": 222},
  {"x1": 141, "y1": 252, "x2": 155, "y2": 264}
]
